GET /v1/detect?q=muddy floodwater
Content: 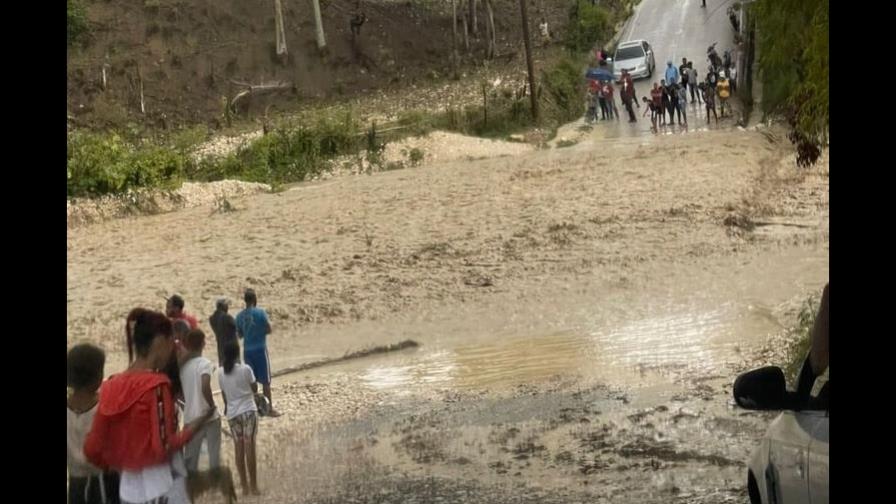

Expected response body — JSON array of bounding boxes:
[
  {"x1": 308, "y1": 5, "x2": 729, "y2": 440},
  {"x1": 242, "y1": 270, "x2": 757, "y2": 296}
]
[
  {"x1": 69, "y1": 124, "x2": 828, "y2": 503},
  {"x1": 247, "y1": 246, "x2": 826, "y2": 504}
]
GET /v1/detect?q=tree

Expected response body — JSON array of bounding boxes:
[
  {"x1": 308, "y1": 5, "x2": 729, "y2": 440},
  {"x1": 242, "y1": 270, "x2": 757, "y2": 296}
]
[
  {"x1": 752, "y1": 0, "x2": 828, "y2": 166},
  {"x1": 452, "y1": 0, "x2": 460, "y2": 78},
  {"x1": 273, "y1": 0, "x2": 288, "y2": 62},
  {"x1": 312, "y1": 0, "x2": 327, "y2": 51},
  {"x1": 484, "y1": 0, "x2": 496, "y2": 59},
  {"x1": 469, "y1": 0, "x2": 479, "y2": 37}
]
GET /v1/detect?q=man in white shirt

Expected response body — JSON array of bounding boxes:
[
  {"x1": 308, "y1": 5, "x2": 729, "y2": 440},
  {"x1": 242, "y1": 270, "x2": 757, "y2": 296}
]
[{"x1": 180, "y1": 329, "x2": 222, "y2": 473}]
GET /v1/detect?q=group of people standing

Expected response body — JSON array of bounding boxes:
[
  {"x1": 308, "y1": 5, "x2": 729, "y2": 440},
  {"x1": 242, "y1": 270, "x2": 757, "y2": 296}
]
[
  {"x1": 67, "y1": 289, "x2": 279, "y2": 504},
  {"x1": 586, "y1": 58, "x2": 639, "y2": 124},
  {"x1": 641, "y1": 57, "x2": 736, "y2": 133},
  {"x1": 587, "y1": 53, "x2": 738, "y2": 134}
]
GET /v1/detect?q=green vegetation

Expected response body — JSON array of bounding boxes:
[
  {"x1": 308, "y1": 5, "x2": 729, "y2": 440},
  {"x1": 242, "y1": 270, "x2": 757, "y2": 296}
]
[
  {"x1": 67, "y1": 131, "x2": 190, "y2": 197},
  {"x1": 68, "y1": 114, "x2": 375, "y2": 197},
  {"x1": 67, "y1": 0, "x2": 89, "y2": 47},
  {"x1": 751, "y1": 0, "x2": 828, "y2": 166},
  {"x1": 565, "y1": 0, "x2": 612, "y2": 53}
]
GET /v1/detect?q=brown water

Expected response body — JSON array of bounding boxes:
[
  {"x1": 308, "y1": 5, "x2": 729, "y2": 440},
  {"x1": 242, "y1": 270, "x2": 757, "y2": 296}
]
[{"x1": 292, "y1": 245, "x2": 827, "y2": 394}]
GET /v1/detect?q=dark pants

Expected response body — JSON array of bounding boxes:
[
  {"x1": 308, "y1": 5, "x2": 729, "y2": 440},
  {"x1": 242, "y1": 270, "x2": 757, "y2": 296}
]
[
  {"x1": 689, "y1": 82, "x2": 701, "y2": 103},
  {"x1": 623, "y1": 99, "x2": 637, "y2": 122},
  {"x1": 607, "y1": 98, "x2": 620, "y2": 119},
  {"x1": 666, "y1": 102, "x2": 676, "y2": 124},
  {"x1": 659, "y1": 102, "x2": 667, "y2": 123},
  {"x1": 69, "y1": 473, "x2": 120, "y2": 504},
  {"x1": 598, "y1": 97, "x2": 608, "y2": 119}
]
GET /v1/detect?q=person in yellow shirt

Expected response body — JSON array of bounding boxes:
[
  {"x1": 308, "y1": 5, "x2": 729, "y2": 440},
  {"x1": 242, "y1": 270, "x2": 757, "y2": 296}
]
[{"x1": 717, "y1": 71, "x2": 731, "y2": 117}]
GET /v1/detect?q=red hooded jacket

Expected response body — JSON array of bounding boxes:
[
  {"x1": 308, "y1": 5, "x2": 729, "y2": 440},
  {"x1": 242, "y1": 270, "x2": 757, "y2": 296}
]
[{"x1": 84, "y1": 370, "x2": 195, "y2": 471}]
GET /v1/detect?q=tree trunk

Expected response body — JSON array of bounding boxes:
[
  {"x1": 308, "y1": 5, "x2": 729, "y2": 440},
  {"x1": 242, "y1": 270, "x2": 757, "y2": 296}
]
[
  {"x1": 470, "y1": 0, "x2": 479, "y2": 37},
  {"x1": 462, "y1": 11, "x2": 470, "y2": 52},
  {"x1": 518, "y1": 0, "x2": 538, "y2": 120},
  {"x1": 273, "y1": 0, "x2": 288, "y2": 62},
  {"x1": 311, "y1": 0, "x2": 327, "y2": 50},
  {"x1": 485, "y1": 0, "x2": 496, "y2": 60},
  {"x1": 452, "y1": 0, "x2": 460, "y2": 78}
]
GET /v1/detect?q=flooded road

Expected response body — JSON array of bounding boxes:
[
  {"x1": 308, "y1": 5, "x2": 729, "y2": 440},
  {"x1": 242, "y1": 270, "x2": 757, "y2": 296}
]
[
  {"x1": 554, "y1": 0, "x2": 742, "y2": 145},
  {"x1": 286, "y1": 245, "x2": 827, "y2": 395},
  {"x1": 246, "y1": 245, "x2": 826, "y2": 504}
]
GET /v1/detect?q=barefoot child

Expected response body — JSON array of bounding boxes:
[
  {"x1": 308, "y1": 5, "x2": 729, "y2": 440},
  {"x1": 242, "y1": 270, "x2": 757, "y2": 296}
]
[
  {"x1": 68, "y1": 344, "x2": 120, "y2": 504},
  {"x1": 219, "y1": 341, "x2": 261, "y2": 496}
]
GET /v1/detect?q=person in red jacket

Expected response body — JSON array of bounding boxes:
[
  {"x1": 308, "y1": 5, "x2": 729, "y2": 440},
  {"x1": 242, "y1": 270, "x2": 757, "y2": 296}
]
[{"x1": 86, "y1": 310, "x2": 215, "y2": 504}]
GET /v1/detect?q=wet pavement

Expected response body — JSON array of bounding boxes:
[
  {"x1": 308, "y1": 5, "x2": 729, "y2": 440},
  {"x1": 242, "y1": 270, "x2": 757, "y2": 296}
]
[{"x1": 556, "y1": 0, "x2": 741, "y2": 142}]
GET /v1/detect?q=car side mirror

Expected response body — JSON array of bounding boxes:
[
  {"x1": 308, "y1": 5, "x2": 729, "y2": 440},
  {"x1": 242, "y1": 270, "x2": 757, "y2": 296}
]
[{"x1": 733, "y1": 366, "x2": 789, "y2": 410}]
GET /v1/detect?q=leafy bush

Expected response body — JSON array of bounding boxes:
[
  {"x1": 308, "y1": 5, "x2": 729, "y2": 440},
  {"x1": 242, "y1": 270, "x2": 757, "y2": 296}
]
[
  {"x1": 67, "y1": 132, "x2": 187, "y2": 197},
  {"x1": 541, "y1": 57, "x2": 585, "y2": 122},
  {"x1": 68, "y1": 115, "x2": 364, "y2": 197},
  {"x1": 67, "y1": 0, "x2": 89, "y2": 47},
  {"x1": 753, "y1": 0, "x2": 828, "y2": 166},
  {"x1": 565, "y1": 1, "x2": 612, "y2": 53}
]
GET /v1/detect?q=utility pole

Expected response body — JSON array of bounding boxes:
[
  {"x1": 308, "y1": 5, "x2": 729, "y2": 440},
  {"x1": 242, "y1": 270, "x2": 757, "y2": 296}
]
[{"x1": 518, "y1": 0, "x2": 538, "y2": 120}]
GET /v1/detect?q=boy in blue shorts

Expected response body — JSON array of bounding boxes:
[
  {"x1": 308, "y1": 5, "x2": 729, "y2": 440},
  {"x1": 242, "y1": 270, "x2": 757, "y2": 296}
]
[{"x1": 235, "y1": 289, "x2": 280, "y2": 417}]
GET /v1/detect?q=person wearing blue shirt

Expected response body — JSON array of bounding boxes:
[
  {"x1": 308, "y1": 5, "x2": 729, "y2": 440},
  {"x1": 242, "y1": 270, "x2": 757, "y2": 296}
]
[
  {"x1": 665, "y1": 60, "x2": 679, "y2": 86},
  {"x1": 236, "y1": 289, "x2": 280, "y2": 417}
]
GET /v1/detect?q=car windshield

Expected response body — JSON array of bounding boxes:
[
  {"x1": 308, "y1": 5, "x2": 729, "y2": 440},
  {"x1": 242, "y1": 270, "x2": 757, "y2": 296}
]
[{"x1": 615, "y1": 46, "x2": 645, "y2": 60}]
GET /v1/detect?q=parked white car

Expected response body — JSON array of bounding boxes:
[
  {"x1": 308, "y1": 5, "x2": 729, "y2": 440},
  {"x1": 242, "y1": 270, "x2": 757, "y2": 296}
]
[
  {"x1": 734, "y1": 359, "x2": 829, "y2": 504},
  {"x1": 611, "y1": 40, "x2": 655, "y2": 80}
]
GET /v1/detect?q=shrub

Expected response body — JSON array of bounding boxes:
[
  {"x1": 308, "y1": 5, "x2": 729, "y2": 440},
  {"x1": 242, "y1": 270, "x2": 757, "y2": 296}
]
[
  {"x1": 68, "y1": 0, "x2": 89, "y2": 47},
  {"x1": 565, "y1": 1, "x2": 611, "y2": 53}
]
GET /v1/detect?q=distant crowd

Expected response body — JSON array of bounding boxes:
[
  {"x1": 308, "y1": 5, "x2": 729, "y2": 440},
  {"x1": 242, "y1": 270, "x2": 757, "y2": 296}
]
[{"x1": 587, "y1": 53, "x2": 737, "y2": 133}]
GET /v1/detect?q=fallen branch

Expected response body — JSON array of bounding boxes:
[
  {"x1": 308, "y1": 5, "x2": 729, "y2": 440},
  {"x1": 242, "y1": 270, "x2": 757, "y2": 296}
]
[
  {"x1": 229, "y1": 82, "x2": 297, "y2": 110},
  {"x1": 270, "y1": 339, "x2": 420, "y2": 378},
  {"x1": 752, "y1": 221, "x2": 815, "y2": 229}
]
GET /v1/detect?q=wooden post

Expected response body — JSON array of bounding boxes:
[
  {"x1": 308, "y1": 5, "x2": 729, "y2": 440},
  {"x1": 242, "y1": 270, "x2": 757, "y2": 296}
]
[{"x1": 518, "y1": 0, "x2": 538, "y2": 120}]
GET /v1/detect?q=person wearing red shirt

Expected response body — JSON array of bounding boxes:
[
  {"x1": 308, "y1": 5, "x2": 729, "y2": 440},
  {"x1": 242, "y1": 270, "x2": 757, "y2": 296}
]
[
  {"x1": 166, "y1": 294, "x2": 198, "y2": 330},
  {"x1": 617, "y1": 69, "x2": 638, "y2": 123},
  {"x1": 650, "y1": 83, "x2": 664, "y2": 125},
  {"x1": 86, "y1": 310, "x2": 214, "y2": 504}
]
